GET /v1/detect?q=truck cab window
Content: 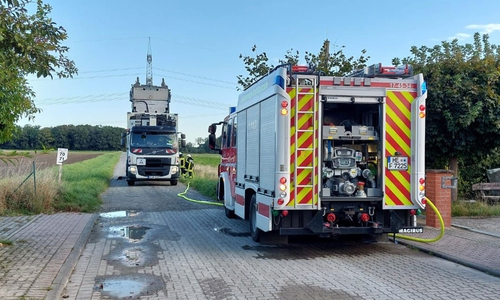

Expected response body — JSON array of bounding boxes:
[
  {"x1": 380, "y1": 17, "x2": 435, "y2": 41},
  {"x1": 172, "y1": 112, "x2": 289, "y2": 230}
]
[{"x1": 231, "y1": 116, "x2": 237, "y2": 147}]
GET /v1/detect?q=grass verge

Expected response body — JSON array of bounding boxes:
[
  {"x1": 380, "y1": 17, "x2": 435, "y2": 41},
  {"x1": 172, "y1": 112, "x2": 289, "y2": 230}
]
[
  {"x1": 179, "y1": 154, "x2": 219, "y2": 200},
  {"x1": 54, "y1": 152, "x2": 121, "y2": 212},
  {"x1": 452, "y1": 200, "x2": 500, "y2": 217}
]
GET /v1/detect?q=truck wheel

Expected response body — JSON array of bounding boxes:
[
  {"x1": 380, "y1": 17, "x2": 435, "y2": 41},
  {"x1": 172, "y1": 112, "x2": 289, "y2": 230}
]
[
  {"x1": 171, "y1": 180, "x2": 178, "y2": 186},
  {"x1": 249, "y1": 194, "x2": 261, "y2": 242},
  {"x1": 225, "y1": 206, "x2": 236, "y2": 219},
  {"x1": 127, "y1": 180, "x2": 135, "y2": 186}
]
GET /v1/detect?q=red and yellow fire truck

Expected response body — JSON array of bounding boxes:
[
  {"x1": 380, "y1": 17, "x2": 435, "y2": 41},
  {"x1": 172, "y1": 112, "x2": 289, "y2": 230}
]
[{"x1": 208, "y1": 63, "x2": 427, "y2": 242}]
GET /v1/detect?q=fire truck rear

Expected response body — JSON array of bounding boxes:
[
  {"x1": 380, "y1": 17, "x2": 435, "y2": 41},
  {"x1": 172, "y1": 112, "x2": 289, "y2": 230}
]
[{"x1": 208, "y1": 63, "x2": 427, "y2": 242}]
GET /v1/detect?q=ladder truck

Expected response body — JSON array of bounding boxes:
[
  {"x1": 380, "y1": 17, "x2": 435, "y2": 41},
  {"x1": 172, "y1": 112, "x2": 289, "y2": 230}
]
[
  {"x1": 208, "y1": 63, "x2": 427, "y2": 242},
  {"x1": 121, "y1": 40, "x2": 185, "y2": 186}
]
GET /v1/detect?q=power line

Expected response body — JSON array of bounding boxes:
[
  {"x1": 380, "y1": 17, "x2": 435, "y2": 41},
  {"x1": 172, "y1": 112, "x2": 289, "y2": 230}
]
[
  {"x1": 30, "y1": 73, "x2": 143, "y2": 82},
  {"x1": 28, "y1": 69, "x2": 237, "y2": 89},
  {"x1": 78, "y1": 67, "x2": 144, "y2": 74},
  {"x1": 153, "y1": 73, "x2": 235, "y2": 90},
  {"x1": 34, "y1": 92, "x2": 233, "y2": 110},
  {"x1": 154, "y1": 67, "x2": 236, "y2": 85}
]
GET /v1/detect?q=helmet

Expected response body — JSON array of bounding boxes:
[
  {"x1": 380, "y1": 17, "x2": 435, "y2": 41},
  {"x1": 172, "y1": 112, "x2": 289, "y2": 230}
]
[
  {"x1": 179, "y1": 152, "x2": 183, "y2": 156},
  {"x1": 187, "y1": 154, "x2": 192, "y2": 158}
]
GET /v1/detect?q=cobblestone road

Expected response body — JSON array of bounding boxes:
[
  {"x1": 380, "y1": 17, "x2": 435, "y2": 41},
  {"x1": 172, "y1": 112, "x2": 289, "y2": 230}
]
[{"x1": 62, "y1": 184, "x2": 500, "y2": 300}]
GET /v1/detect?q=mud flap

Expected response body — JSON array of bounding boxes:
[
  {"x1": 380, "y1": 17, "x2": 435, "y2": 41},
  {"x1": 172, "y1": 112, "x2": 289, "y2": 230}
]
[
  {"x1": 256, "y1": 194, "x2": 272, "y2": 232},
  {"x1": 306, "y1": 211, "x2": 325, "y2": 233},
  {"x1": 390, "y1": 210, "x2": 405, "y2": 232},
  {"x1": 234, "y1": 187, "x2": 245, "y2": 219}
]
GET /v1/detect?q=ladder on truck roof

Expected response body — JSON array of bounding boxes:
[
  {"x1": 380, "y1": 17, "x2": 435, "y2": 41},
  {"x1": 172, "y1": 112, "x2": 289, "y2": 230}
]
[{"x1": 348, "y1": 63, "x2": 413, "y2": 78}]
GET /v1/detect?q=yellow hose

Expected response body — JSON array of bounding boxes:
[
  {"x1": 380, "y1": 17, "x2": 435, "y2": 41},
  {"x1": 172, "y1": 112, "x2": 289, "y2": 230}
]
[
  {"x1": 394, "y1": 197, "x2": 444, "y2": 243},
  {"x1": 177, "y1": 182, "x2": 223, "y2": 206}
]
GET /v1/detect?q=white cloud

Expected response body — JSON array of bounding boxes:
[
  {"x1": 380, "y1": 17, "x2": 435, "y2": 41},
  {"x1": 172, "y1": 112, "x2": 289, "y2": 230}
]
[
  {"x1": 448, "y1": 33, "x2": 471, "y2": 41},
  {"x1": 466, "y1": 24, "x2": 500, "y2": 34}
]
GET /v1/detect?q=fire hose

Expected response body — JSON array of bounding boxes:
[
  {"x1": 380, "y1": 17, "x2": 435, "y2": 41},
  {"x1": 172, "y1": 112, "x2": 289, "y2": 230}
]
[
  {"x1": 177, "y1": 182, "x2": 223, "y2": 206},
  {"x1": 394, "y1": 197, "x2": 444, "y2": 243}
]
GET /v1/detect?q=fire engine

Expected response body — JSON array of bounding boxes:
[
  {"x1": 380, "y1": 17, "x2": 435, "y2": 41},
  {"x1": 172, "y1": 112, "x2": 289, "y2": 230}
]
[{"x1": 208, "y1": 63, "x2": 427, "y2": 242}]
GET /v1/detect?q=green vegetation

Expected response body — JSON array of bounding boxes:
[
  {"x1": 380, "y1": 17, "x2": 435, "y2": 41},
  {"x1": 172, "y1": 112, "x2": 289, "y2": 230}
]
[
  {"x1": 393, "y1": 33, "x2": 500, "y2": 201},
  {"x1": 0, "y1": 124, "x2": 125, "y2": 151},
  {"x1": 54, "y1": 152, "x2": 121, "y2": 212},
  {"x1": 237, "y1": 41, "x2": 369, "y2": 90},
  {"x1": 180, "y1": 153, "x2": 219, "y2": 200},
  {"x1": 0, "y1": 239, "x2": 13, "y2": 246},
  {"x1": 0, "y1": 151, "x2": 120, "y2": 215},
  {"x1": 0, "y1": 0, "x2": 77, "y2": 143},
  {"x1": 452, "y1": 200, "x2": 500, "y2": 217}
]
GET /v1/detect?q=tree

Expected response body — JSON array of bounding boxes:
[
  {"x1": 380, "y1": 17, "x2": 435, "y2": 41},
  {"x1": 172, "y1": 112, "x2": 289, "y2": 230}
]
[
  {"x1": 237, "y1": 40, "x2": 369, "y2": 90},
  {"x1": 393, "y1": 33, "x2": 500, "y2": 199},
  {"x1": 0, "y1": 0, "x2": 77, "y2": 143}
]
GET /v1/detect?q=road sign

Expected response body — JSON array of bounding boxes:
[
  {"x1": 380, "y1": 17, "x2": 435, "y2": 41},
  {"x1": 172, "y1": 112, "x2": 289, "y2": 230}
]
[{"x1": 56, "y1": 148, "x2": 68, "y2": 165}]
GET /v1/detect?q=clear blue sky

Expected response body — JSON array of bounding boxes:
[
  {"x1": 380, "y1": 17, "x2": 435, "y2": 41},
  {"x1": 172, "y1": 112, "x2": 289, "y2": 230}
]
[{"x1": 17, "y1": 0, "x2": 500, "y2": 144}]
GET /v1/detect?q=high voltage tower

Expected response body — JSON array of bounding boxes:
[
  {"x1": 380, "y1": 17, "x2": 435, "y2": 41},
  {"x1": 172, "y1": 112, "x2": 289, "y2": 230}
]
[{"x1": 146, "y1": 37, "x2": 153, "y2": 86}]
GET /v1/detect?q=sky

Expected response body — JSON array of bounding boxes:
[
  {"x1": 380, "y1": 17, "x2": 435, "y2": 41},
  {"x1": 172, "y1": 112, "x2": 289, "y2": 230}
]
[{"x1": 16, "y1": 0, "x2": 500, "y2": 144}]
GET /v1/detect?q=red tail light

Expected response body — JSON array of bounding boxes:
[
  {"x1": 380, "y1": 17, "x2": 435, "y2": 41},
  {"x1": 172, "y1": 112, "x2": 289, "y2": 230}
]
[
  {"x1": 281, "y1": 210, "x2": 289, "y2": 217},
  {"x1": 360, "y1": 213, "x2": 370, "y2": 222},
  {"x1": 326, "y1": 213, "x2": 336, "y2": 222}
]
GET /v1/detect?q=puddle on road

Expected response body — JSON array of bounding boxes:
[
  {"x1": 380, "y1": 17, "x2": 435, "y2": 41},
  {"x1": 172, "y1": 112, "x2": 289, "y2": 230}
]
[
  {"x1": 108, "y1": 225, "x2": 151, "y2": 242},
  {"x1": 120, "y1": 247, "x2": 144, "y2": 266},
  {"x1": 95, "y1": 274, "x2": 165, "y2": 298},
  {"x1": 214, "y1": 227, "x2": 250, "y2": 237},
  {"x1": 100, "y1": 210, "x2": 139, "y2": 218}
]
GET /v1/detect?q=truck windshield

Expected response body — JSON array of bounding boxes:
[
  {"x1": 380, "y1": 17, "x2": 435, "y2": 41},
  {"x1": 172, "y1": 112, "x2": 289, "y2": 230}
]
[{"x1": 131, "y1": 132, "x2": 177, "y2": 148}]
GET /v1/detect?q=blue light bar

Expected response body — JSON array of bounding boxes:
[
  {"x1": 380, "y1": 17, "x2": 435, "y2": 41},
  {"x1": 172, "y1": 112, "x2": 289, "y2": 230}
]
[
  {"x1": 421, "y1": 81, "x2": 427, "y2": 94},
  {"x1": 274, "y1": 75, "x2": 285, "y2": 90}
]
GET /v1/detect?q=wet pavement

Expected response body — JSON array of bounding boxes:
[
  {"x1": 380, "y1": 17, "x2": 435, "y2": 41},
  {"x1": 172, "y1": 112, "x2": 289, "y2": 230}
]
[
  {"x1": 0, "y1": 211, "x2": 500, "y2": 299},
  {"x1": 0, "y1": 213, "x2": 97, "y2": 300}
]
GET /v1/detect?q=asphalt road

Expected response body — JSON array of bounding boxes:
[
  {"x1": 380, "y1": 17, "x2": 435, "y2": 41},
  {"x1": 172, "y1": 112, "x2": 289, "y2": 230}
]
[{"x1": 61, "y1": 153, "x2": 500, "y2": 299}]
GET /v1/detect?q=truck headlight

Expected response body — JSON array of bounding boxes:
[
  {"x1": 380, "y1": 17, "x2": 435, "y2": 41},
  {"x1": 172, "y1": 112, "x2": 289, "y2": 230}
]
[
  {"x1": 171, "y1": 166, "x2": 178, "y2": 174},
  {"x1": 130, "y1": 166, "x2": 137, "y2": 174}
]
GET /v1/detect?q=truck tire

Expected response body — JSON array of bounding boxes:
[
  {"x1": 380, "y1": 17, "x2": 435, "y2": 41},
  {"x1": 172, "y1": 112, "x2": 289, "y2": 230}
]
[
  {"x1": 127, "y1": 180, "x2": 135, "y2": 186},
  {"x1": 171, "y1": 180, "x2": 178, "y2": 186},
  {"x1": 249, "y1": 194, "x2": 261, "y2": 242}
]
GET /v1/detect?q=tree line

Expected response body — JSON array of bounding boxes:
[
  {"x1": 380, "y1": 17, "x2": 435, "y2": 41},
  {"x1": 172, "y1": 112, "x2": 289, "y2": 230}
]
[
  {"x1": 0, "y1": 124, "x2": 125, "y2": 151},
  {"x1": 0, "y1": 124, "x2": 214, "y2": 153}
]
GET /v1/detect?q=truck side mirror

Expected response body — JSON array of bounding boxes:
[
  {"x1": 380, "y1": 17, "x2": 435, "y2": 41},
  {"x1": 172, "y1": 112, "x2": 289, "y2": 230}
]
[
  {"x1": 181, "y1": 133, "x2": 186, "y2": 139},
  {"x1": 208, "y1": 133, "x2": 221, "y2": 154},
  {"x1": 208, "y1": 124, "x2": 217, "y2": 134},
  {"x1": 121, "y1": 132, "x2": 126, "y2": 147}
]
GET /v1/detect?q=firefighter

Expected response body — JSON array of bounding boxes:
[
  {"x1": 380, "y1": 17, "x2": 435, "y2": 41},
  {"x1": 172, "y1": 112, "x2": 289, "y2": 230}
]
[
  {"x1": 179, "y1": 152, "x2": 186, "y2": 175},
  {"x1": 185, "y1": 154, "x2": 194, "y2": 178}
]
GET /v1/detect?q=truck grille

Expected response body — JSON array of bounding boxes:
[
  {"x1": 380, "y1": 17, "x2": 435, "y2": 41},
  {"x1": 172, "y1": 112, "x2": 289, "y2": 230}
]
[{"x1": 137, "y1": 158, "x2": 172, "y2": 176}]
